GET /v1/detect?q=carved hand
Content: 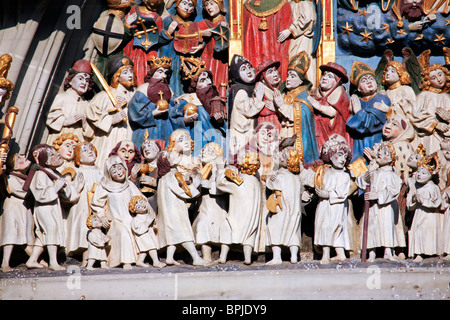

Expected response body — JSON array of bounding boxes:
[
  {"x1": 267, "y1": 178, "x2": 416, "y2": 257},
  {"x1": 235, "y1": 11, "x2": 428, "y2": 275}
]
[
  {"x1": 315, "y1": 187, "x2": 329, "y2": 199},
  {"x1": 111, "y1": 109, "x2": 128, "y2": 125},
  {"x1": 436, "y1": 106, "x2": 450, "y2": 123},
  {"x1": 273, "y1": 89, "x2": 284, "y2": 107},
  {"x1": 277, "y1": 29, "x2": 291, "y2": 43},
  {"x1": 254, "y1": 82, "x2": 265, "y2": 101}
]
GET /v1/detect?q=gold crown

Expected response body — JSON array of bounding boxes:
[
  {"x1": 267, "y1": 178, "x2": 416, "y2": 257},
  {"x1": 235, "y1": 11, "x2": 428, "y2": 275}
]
[
  {"x1": 147, "y1": 56, "x2": 172, "y2": 70},
  {"x1": 418, "y1": 152, "x2": 440, "y2": 175},
  {"x1": 180, "y1": 56, "x2": 206, "y2": 81}
]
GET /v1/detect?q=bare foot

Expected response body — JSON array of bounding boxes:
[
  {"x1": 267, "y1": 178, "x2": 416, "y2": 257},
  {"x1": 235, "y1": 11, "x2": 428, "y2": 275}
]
[
  {"x1": 49, "y1": 264, "x2": 65, "y2": 271},
  {"x1": 216, "y1": 258, "x2": 227, "y2": 264},
  {"x1": 413, "y1": 255, "x2": 423, "y2": 263},
  {"x1": 1, "y1": 265, "x2": 12, "y2": 273},
  {"x1": 39, "y1": 259, "x2": 49, "y2": 267},
  {"x1": 266, "y1": 258, "x2": 282, "y2": 266},
  {"x1": 86, "y1": 266, "x2": 95, "y2": 271},
  {"x1": 123, "y1": 263, "x2": 133, "y2": 270},
  {"x1": 100, "y1": 263, "x2": 109, "y2": 269},
  {"x1": 193, "y1": 257, "x2": 211, "y2": 266},
  {"x1": 331, "y1": 255, "x2": 346, "y2": 262},
  {"x1": 243, "y1": 259, "x2": 252, "y2": 265},
  {"x1": 80, "y1": 259, "x2": 88, "y2": 268},
  {"x1": 26, "y1": 261, "x2": 45, "y2": 269},
  {"x1": 153, "y1": 261, "x2": 166, "y2": 268},
  {"x1": 443, "y1": 255, "x2": 450, "y2": 261},
  {"x1": 136, "y1": 262, "x2": 150, "y2": 268},
  {"x1": 165, "y1": 258, "x2": 180, "y2": 266},
  {"x1": 319, "y1": 257, "x2": 330, "y2": 265}
]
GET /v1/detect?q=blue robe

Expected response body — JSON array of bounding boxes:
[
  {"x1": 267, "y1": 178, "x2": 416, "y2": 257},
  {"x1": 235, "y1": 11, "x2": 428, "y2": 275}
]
[
  {"x1": 297, "y1": 90, "x2": 320, "y2": 165},
  {"x1": 128, "y1": 90, "x2": 183, "y2": 149},
  {"x1": 346, "y1": 93, "x2": 390, "y2": 163},
  {"x1": 171, "y1": 95, "x2": 227, "y2": 157}
]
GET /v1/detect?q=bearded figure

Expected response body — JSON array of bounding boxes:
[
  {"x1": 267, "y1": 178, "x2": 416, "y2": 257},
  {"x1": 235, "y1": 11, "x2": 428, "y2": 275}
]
[
  {"x1": 128, "y1": 56, "x2": 178, "y2": 149},
  {"x1": 86, "y1": 54, "x2": 137, "y2": 169}
]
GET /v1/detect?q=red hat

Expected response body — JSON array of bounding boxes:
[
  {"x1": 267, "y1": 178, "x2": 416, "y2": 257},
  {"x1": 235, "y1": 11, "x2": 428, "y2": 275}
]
[
  {"x1": 255, "y1": 59, "x2": 281, "y2": 81},
  {"x1": 319, "y1": 62, "x2": 348, "y2": 84},
  {"x1": 69, "y1": 59, "x2": 92, "y2": 75}
]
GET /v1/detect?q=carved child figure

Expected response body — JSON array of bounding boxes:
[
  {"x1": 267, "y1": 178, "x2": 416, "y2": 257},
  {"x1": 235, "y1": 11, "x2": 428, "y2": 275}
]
[
  {"x1": 407, "y1": 153, "x2": 442, "y2": 262},
  {"x1": 129, "y1": 195, "x2": 165, "y2": 268},
  {"x1": 0, "y1": 154, "x2": 35, "y2": 272},
  {"x1": 356, "y1": 142, "x2": 403, "y2": 262},
  {"x1": 192, "y1": 142, "x2": 228, "y2": 262},
  {"x1": 85, "y1": 214, "x2": 110, "y2": 270},
  {"x1": 216, "y1": 152, "x2": 261, "y2": 265},
  {"x1": 265, "y1": 147, "x2": 303, "y2": 265}
]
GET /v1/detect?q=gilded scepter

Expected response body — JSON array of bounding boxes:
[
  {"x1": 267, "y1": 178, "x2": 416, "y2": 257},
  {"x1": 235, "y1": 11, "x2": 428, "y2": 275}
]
[{"x1": 89, "y1": 62, "x2": 127, "y2": 122}]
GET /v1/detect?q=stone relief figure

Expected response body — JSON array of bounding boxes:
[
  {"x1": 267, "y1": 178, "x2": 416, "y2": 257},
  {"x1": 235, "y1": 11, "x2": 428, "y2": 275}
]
[
  {"x1": 437, "y1": 138, "x2": 450, "y2": 189},
  {"x1": 407, "y1": 153, "x2": 442, "y2": 262},
  {"x1": 254, "y1": 59, "x2": 283, "y2": 133},
  {"x1": 156, "y1": 130, "x2": 210, "y2": 266},
  {"x1": 46, "y1": 60, "x2": 95, "y2": 145},
  {"x1": 123, "y1": 0, "x2": 165, "y2": 86},
  {"x1": 277, "y1": 0, "x2": 318, "y2": 86},
  {"x1": 86, "y1": 55, "x2": 137, "y2": 168},
  {"x1": 85, "y1": 214, "x2": 110, "y2": 270},
  {"x1": 228, "y1": 55, "x2": 265, "y2": 162},
  {"x1": 347, "y1": 61, "x2": 390, "y2": 163},
  {"x1": 265, "y1": 146, "x2": 303, "y2": 265},
  {"x1": 0, "y1": 153, "x2": 35, "y2": 272},
  {"x1": 356, "y1": 142, "x2": 403, "y2": 262},
  {"x1": 108, "y1": 139, "x2": 144, "y2": 182},
  {"x1": 128, "y1": 56, "x2": 177, "y2": 149},
  {"x1": 159, "y1": 0, "x2": 211, "y2": 97},
  {"x1": 273, "y1": 51, "x2": 320, "y2": 166},
  {"x1": 410, "y1": 64, "x2": 450, "y2": 154},
  {"x1": 307, "y1": 62, "x2": 352, "y2": 153},
  {"x1": 198, "y1": 0, "x2": 230, "y2": 92},
  {"x1": 89, "y1": 155, "x2": 143, "y2": 269},
  {"x1": 172, "y1": 57, "x2": 227, "y2": 156},
  {"x1": 51, "y1": 133, "x2": 80, "y2": 175},
  {"x1": 25, "y1": 144, "x2": 84, "y2": 271},
  {"x1": 129, "y1": 195, "x2": 166, "y2": 268},
  {"x1": 441, "y1": 167, "x2": 450, "y2": 260},
  {"x1": 65, "y1": 141, "x2": 104, "y2": 267},
  {"x1": 300, "y1": 135, "x2": 352, "y2": 264},
  {"x1": 192, "y1": 142, "x2": 228, "y2": 262},
  {"x1": 216, "y1": 152, "x2": 261, "y2": 265},
  {"x1": 243, "y1": 0, "x2": 292, "y2": 80}
]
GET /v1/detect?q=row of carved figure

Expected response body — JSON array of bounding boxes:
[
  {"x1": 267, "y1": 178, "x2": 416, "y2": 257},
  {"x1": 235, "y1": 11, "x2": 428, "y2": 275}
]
[{"x1": 1, "y1": 126, "x2": 450, "y2": 272}]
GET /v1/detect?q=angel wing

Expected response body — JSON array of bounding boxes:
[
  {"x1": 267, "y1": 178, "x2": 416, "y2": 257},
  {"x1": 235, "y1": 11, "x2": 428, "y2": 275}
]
[
  {"x1": 403, "y1": 47, "x2": 424, "y2": 95},
  {"x1": 375, "y1": 49, "x2": 394, "y2": 90}
]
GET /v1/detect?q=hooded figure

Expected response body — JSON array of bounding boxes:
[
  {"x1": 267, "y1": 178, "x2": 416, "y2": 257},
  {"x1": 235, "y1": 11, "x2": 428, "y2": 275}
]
[{"x1": 89, "y1": 155, "x2": 143, "y2": 269}]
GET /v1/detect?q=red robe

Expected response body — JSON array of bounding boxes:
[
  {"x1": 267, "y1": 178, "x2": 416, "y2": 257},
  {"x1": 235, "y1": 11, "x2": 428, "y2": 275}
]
[
  {"x1": 198, "y1": 16, "x2": 229, "y2": 92},
  {"x1": 314, "y1": 85, "x2": 352, "y2": 152},
  {"x1": 243, "y1": 0, "x2": 292, "y2": 80},
  {"x1": 123, "y1": 6, "x2": 163, "y2": 86}
]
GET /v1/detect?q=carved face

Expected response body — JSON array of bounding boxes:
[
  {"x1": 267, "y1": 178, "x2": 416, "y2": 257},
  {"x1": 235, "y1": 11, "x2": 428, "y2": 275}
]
[
  {"x1": 141, "y1": 140, "x2": 160, "y2": 162},
  {"x1": 319, "y1": 71, "x2": 337, "y2": 91},
  {"x1": 117, "y1": 141, "x2": 136, "y2": 163},
  {"x1": 375, "y1": 146, "x2": 392, "y2": 167},
  {"x1": 174, "y1": 132, "x2": 192, "y2": 154},
  {"x1": 90, "y1": 215, "x2": 103, "y2": 229},
  {"x1": 79, "y1": 143, "x2": 97, "y2": 165},
  {"x1": 205, "y1": 0, "x2": 220, "y2": 17},
  {"x1": 382, "y1": 117, "x2": 402, "y2": 141},
  {"x1": 384, "y1": 65, "x2": 400, "y2": 85},
  {"x1": 330, "y1": 150, "x2": 347, "y2": 169},
  {"x1": 407, "y1": 152, "x2": 421, "y2": 169},
  {"x1": 110, "y1": 163, "x2": 127, "y2": 182},
  {"x1": 119, "y1": 66, "x2": 134, "y2": 83},
  {"x1": 46, "y1": 147, "x2": 64, "y2": 168},
  {"x1": 58, "y1": 139, "x2": 78, "y2": 161},
  {"x1": 264, "y1": 67, "x2": 281, "y2": 87},
  {"x1": 14, "y1": 154, "x2": 31, "y2": 172},
  {"x1": 70, "y1": 73, "x2": 90, "y2": 96},
  {"x1": 196, "y1": 71, "x2": 212, "y2": 90},
  {"x1": 285, "y1": 70, "x2": 303, "y2": 90},
  {"x1": 416, "y1": 166, "x2": 432, "y2": 184},
  {"x1": 152, "y1": 67, "x2": 169, "y2": 80},
  {"x1": 357, "y1": 74, "x2": 377, "y2": 96},
  {"x1": 257, "y1": 127, "x2": 276, "y2": 148},
  {"x1": 429, "y1": 68, "x2": 446, "y2": 89},
  {"x1": 177, "y1": 0, "x2": 195, "y2": 18},
  {"x1": 201, "y1": 144, "x2": 217, "y2": 164},
  {"x1": 238, "y1": 62, "x2": 255, "y2": 84},
  {"x1": 133, "y1": 198, "x2": 149, "y2": 214}
]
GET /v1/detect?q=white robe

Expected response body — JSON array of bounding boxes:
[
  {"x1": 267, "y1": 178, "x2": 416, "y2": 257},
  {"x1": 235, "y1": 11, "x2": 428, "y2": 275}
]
[
  {"x1": 0, "y1": 174, "x2": 34, "y2": 246},
  {"x1": 131, "y1": 212, "x2": 159, "y2": 252},
  {"x1": 86, "y1": 228, "x2": 108, "y2": 261},
  {"x1": 65, "y1": 164, "x2": 104, "y2": 255},
  {"x1": 356, "y1": 166, "x2": 403, "y2": 249},
  {"x1": 156, "y1": 169, "x2": 201, "y2": 248},
  {"x1": 86, "y1": 84, "x2": 135, "y2": 169},
  {"x1": 407, "y1": 180, "x2": 442, "y2": 257},
  {"x1": 90, "y1": 180, "x2": 142, "y2": 267},
  {"x1": 46, "y1": 88, "x2": 93, "y2": 144},
  {"x1": 216, "y1": 171, "x2": 261, "y2": 249},
  {"x1": 442, "y1": 191, "x2": 450, "y2": 255},
  {"x1": 265, "y1": 167, "x2": 303, "y2": 247}
]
